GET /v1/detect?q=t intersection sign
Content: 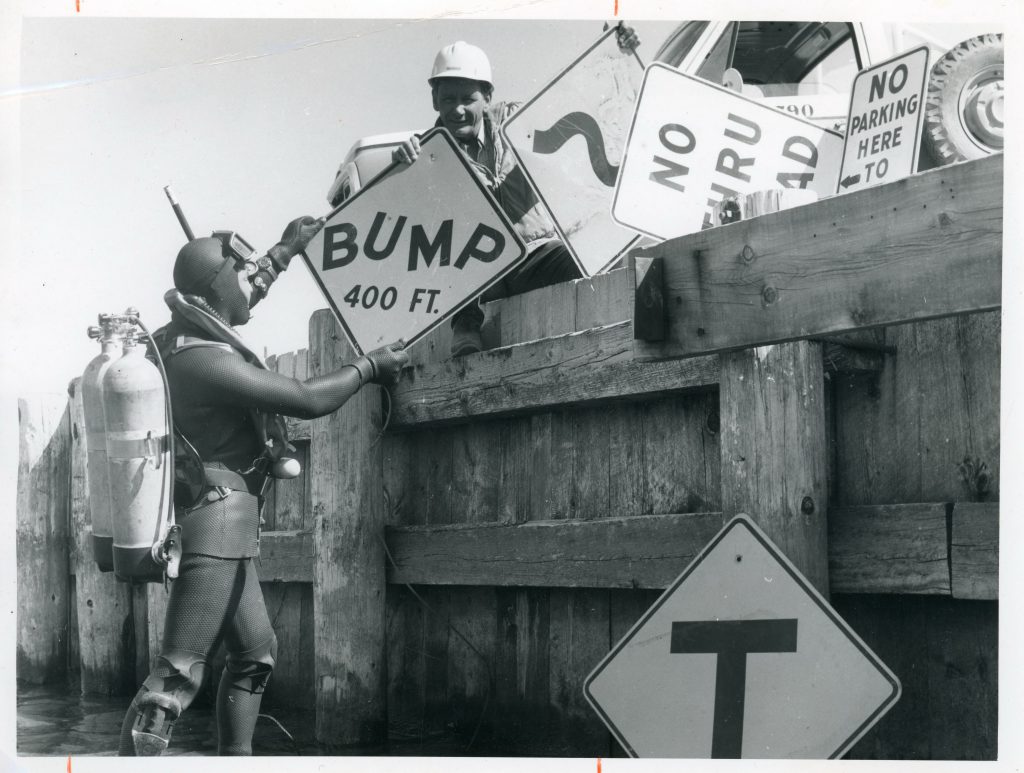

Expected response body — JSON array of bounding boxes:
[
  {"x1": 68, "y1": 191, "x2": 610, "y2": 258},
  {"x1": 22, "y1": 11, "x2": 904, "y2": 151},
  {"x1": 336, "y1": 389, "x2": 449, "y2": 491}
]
[{"x1": 584, "y1": 515, "x2": 901, "y2": 759}]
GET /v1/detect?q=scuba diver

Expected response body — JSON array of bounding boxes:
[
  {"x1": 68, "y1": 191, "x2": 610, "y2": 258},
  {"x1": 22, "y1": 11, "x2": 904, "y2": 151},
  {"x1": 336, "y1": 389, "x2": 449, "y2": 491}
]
[{"x1": 118, "y1": 215, "x2": 408, "y2": 756}]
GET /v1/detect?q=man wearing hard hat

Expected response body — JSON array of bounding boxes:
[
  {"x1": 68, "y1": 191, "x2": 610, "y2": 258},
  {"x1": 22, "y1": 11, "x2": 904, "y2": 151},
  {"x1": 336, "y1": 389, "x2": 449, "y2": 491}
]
[{"x1": 393, "y1": 25, "x2": 639, "y2": 356}]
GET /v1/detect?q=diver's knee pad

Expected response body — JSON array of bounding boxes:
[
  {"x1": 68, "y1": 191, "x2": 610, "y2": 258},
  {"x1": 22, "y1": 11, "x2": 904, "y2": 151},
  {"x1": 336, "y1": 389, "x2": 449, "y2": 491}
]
[
  {"x1": 224, "y1": 632, "x2": 278, "y2": 694},
  {"x1": 131, "y1": 650, "x2": 209, "y2": 756}
]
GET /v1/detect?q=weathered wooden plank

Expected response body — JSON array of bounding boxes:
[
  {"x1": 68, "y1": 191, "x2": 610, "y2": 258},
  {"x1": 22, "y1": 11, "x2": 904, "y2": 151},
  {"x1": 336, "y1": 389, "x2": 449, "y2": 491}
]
[
  {"x1": 951, "y1": 501, "x2": 998, "y2": 600},
  {"x1": 496, "y1": 278, "x2": 578, "y2": 345},
  {"x1": 548, "y1": 589, "x2": 610, "y2": 753},
  {"x1": 385, "y1": 587, "x2": 425, "y2": 741},
  {"x1": 445, "y1": 417, "x2": 503, "y2": 736},
  {"x1": 143, "y1": 583, "x2": 169, "y2": 672},
  {"x1": 635, "y1": 155, "x2": 1002, "y2": 359},
  {"x1": 389, "y1": 322, "x2": 718, "y2": 429},
  {"x1": 720, "y1": 342, "x2": 830, "y2": 594},
  {"x1": 308, "y1": 308, "x2": 387, "y2": 745},
  {"x1": 68, "y1": 380, "x2": 135, "y2": 696},
  {"x1": 828, "y1": 504, "x2": 950, "y2": 595},
  {"x1": 16, "y1": 395, "x2": 72, "y2": 685},
  {"x1": 834, "y1": 311, "x2": 1001, "y2": 506},
  {"x1": 260, "y1": 582, "x2": 314, "y2": 708},
  {"x1": 574, "y1": 268, "x2": 631, "y2": 331},
  {"x1": 247, "y1": 502, "x2": 997, "y2": 597},
  {"x1": 835, "y1": 594, "x2": 997, "y2": 760},
  {"x1": 257, "y1": 530, "x2": 313, "y2": 583},
  {"x1": 642, "y1": 393, "x2": 721, "y2": 515},
  {"x1": 386, "y1": 513, "x2": 722, "y2": 589}
]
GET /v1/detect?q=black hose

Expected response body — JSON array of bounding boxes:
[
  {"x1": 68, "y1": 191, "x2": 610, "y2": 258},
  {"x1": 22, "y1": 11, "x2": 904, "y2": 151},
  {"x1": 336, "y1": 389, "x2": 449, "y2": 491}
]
[{"x1": 132, "y1": 316, "x2": 177, "y2": 557}]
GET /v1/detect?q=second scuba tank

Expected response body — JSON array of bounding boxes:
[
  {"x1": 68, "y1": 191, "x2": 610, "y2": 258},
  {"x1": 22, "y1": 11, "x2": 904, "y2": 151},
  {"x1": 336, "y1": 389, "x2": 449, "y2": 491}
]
[
  {"x1": 104, "y1": 324, "x2": 171, "y2": 582},
  {"x1": 82, "y1": 314, "x2": 130, "y2": 572}
]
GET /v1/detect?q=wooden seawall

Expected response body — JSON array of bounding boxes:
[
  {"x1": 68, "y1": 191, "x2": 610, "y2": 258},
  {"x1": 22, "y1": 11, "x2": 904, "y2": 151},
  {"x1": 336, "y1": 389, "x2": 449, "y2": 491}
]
[{"x1": 17, "y1": 156, "x2": 1000, "y2": 758}]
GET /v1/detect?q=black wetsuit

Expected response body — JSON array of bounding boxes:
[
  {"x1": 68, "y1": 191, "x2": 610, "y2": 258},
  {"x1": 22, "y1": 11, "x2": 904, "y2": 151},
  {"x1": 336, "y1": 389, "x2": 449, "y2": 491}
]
[{"x1": 119, "y1": 311, "x2": 363, "y2": 756}]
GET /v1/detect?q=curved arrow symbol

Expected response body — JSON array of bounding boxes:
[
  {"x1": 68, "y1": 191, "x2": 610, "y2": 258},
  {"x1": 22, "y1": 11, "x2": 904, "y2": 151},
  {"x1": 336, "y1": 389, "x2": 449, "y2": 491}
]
[{"x1": 532, "y1": 111, "x2": 619, "y2": 187}]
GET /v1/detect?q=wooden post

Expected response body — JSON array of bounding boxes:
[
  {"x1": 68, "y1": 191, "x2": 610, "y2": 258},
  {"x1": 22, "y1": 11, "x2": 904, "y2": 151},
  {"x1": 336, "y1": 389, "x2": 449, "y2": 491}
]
[
  {"x1": 16, "y1": 395, "x2": 72, "y2": 684},
  {"x1": 308, "y1": 309, "x2": 387, "y2": 745},
  {"x1": 719, "y1": 342, "x2": 829, "y2": 594},
  {"x1": 68, "y1": 379, "x2": 136, "y2": 695}
]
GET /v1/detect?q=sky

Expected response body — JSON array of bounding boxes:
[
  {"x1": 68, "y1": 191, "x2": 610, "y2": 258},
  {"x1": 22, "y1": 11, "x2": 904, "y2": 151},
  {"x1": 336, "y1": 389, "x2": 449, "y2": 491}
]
[
  {"x1": 6, "y1": 13, "x2": 681, "y2": 396},
  {"x1": 2, "y1": 1, "x2": 1023, "y2": 771}
]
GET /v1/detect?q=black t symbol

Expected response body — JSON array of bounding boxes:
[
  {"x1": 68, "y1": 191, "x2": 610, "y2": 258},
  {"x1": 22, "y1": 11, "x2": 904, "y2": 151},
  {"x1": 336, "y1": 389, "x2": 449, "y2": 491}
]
[{"x1": 671, "y1": 619, "x2": 798, "y2": 758}]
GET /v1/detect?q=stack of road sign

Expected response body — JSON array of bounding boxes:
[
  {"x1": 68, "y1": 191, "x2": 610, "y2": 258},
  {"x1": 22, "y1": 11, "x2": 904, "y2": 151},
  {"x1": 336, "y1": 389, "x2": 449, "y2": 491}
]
[{"x1": 303, "y1": 31, "x2": 932, "y2": 361}]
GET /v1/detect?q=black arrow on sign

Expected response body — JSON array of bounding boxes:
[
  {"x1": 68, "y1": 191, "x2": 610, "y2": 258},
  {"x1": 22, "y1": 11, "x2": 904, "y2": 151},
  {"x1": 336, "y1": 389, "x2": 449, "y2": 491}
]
[{"x1": 840, "y1": 174, "x2": 862, "y2": 189}]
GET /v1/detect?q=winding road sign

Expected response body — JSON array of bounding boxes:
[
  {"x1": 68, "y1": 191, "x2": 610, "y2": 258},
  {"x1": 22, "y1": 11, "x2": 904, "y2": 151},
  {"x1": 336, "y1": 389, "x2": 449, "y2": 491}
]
[{"x1": 501, "y1": 27, "x2": 644, "y2": 276}]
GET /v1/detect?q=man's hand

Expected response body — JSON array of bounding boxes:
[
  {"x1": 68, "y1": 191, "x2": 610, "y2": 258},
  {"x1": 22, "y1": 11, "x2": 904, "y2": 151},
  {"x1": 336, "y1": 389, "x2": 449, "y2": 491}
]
[
  {"x1": 615, "y1": 22, "x2": 640, "y2": 54},
  {"x1": 350, "y1": 341, "x2": 410, "y2": 386},
  {"x1": 392, "y1": 136, "x2": 422, "y2": 165},
  {"x1": 269, "y1": 216, "x2": 324, "y2": 271}
]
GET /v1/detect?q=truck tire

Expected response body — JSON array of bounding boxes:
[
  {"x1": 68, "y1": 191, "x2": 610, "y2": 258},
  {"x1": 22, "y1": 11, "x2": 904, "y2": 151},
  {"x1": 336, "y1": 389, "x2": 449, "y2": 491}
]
[{"x1": 922, "y1": 34, "x2": 1003, "y2": 166}]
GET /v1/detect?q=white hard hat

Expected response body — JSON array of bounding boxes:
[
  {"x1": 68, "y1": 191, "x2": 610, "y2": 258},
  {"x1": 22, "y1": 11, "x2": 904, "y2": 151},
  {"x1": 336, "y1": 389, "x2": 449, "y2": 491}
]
[{"x1": 428, "y1": 41, "x2": 493, "y2": 88}]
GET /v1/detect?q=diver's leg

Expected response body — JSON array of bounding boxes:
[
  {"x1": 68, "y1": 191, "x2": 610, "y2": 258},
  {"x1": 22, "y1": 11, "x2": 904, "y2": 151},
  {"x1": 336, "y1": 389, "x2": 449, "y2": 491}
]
[{"x1": 216, "y1": 557, "x2": 277, "y2": 755}]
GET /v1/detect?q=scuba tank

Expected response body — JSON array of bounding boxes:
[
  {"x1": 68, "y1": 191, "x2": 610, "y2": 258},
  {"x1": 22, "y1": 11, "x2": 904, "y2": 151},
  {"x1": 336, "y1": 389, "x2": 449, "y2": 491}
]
[
  {"x1": 82, "y1": 313, "x2": 131, "y2": 572},
  {"x1": 102, "y1": 313, "x2": 179, "y2": 583}
]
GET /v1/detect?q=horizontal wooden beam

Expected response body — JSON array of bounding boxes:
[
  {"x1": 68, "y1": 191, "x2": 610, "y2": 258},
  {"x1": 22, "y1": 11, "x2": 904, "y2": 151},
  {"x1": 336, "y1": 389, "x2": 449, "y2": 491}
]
[
  {"x1": 250, "y1": 503, "x2": 998, "y2": 598},
  {"x1": 386, "y1": 513, "x2": 724, "y2": 589},
  {"x1": 257, "y1": 530, "x2": 314, "y2": 583},
  {"x1": 634, "y1": 155, "x2": 1002, "y2": 360},
  {"x1": 951, "y1": 501, "x2": 998, "y2": 600},
  {"x1": 388, "y1": 321, "x2": 718, "y2": 429},
  {"x1": 828, "y1": 504, "x2": 950, "y2": 595}
]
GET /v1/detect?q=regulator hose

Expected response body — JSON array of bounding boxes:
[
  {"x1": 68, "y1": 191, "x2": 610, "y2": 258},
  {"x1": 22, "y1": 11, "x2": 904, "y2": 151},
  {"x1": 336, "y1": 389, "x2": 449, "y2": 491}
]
[{"x1": 130, "y1": 313, "x2": 177, "y2": 574}]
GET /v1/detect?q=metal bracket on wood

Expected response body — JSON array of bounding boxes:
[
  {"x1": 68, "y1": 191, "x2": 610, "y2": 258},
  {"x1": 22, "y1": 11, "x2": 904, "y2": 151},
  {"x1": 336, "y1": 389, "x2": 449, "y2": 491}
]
[{"x1": 633, "y1": 255, "x2": 666, "y2": 341}]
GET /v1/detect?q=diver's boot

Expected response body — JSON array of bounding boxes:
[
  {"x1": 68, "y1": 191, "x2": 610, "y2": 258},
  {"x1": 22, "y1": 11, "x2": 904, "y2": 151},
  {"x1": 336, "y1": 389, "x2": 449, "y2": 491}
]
[{"x1": 131, "y1": 693, "x2": 182, "y2": 756}]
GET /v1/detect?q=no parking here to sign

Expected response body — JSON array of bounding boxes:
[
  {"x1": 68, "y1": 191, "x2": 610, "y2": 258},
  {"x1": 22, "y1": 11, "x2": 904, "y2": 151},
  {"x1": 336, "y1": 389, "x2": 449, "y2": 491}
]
[{"x1": 837, "y1": 47, "x2": 930, "y2": 194}]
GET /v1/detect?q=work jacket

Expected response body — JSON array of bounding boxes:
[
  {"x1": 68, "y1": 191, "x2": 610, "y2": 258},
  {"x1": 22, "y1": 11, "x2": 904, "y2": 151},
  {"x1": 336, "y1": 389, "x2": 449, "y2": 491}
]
[{"x1": 433, "y1": 101, "x2": 557, "y2": 245}]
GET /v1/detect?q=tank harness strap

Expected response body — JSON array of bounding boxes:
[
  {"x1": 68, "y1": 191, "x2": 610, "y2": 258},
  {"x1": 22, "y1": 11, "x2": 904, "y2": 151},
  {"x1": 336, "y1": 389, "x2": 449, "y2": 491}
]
[{"x1": 202, "y1": 466, "x2": 251, "y2": 492}]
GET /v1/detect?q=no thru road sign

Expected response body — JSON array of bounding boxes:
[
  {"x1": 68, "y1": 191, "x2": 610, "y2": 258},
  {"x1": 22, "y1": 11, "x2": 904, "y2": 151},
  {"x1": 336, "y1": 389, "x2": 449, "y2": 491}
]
[
  {"x1": 612, "y1": 64, "x2": 844, "y2": 241},
  {"x1": 837, "y1": 47, "x2": 929, "y2": 193},
  {"x1": 584, "y1": 515, "x2": 901, "y2": 758},
  {"x1": 303, "y1": 129, "x2": 527, "y2": 355}
]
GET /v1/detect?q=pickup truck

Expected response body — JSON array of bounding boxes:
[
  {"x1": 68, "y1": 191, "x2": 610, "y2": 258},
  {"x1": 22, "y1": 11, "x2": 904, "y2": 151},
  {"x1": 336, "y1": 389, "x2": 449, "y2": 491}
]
[{"x1": 326, "y1": 21, "x2": 1002, "y2": 206}]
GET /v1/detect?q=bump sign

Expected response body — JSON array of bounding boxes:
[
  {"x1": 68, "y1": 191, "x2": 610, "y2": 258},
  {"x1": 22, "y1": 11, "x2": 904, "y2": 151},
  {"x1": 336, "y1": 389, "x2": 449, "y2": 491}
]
[
  {"x1": 500, "y1": 26, "x2": 644, "y2": 276},
  {"x1": 837, "y1": 47, "x2": 929, "y2": 193},
  {"x1": 302, "y1": 129, "x2": 527, "y2": 355},
  {"x1": 612, "y1": 64, "x2": 845, "y2": 241}
]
